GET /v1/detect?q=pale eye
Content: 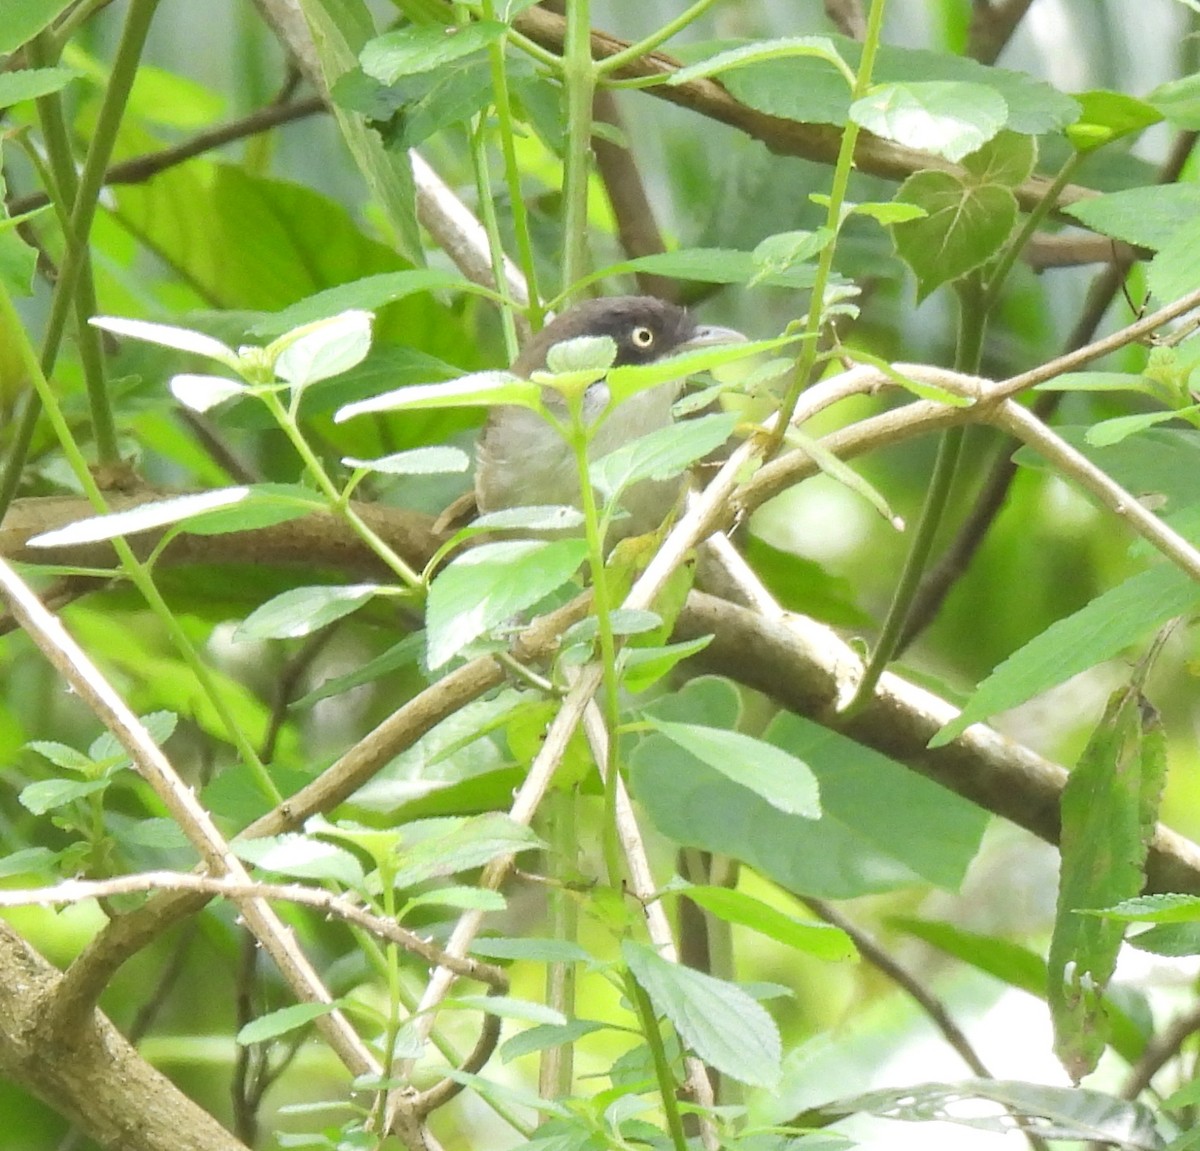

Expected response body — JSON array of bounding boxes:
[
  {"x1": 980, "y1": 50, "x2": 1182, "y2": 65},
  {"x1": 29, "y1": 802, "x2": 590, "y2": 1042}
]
[{"x1": 631, "y1": 326, "x2": 655, "y2": 348}]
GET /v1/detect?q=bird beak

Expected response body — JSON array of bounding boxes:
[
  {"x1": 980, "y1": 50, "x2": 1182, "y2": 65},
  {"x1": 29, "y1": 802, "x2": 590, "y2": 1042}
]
[{"x1": 681, "y1": 323, "x2": 747, "y2": 351}]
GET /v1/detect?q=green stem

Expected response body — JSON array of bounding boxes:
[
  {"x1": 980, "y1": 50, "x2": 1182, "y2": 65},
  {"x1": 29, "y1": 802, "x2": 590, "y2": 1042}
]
[
  {"x1": 469, "y1": 116, "x2": 521, "y2": 361},
  {"x1": 568, "y1": 420, "x2": 624, "y2": 890},
  {"x1": 482, "y1": 0, "x2": 544, "y2": 333},
  {"x1": 845, "y1": 275, "x2": 985, "y2": 713},
  {"x1": 771, "y1": 0, "x2": 888, "y2": 451},
  {"x1": 262, "y1": 393, "x2": 424, "y2": 590},
  {"x1": 982, "y1": 152, "x2": 1082, "y2": 312},
  {"x1": 627, "y1": 973, "x2": 688, "y2": 1151},
  {"x1": 560, "y1": 0, "x2": 595, "y2": 298},
  {"x1": 595, "y1": 0, "x2": 722, "y2": 76},
  {"x1": 539, "y1": 789, "x2": 579, "y2": 1102},
  {"x1": 0, "y1": 283, "x2": 279, "y2": 803}
]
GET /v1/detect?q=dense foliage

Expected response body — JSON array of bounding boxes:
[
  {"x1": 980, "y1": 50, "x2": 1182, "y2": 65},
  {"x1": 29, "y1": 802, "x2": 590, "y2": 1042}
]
[{"x1": 4, "y1": 2, "x2": 1200, "y2": 1150}]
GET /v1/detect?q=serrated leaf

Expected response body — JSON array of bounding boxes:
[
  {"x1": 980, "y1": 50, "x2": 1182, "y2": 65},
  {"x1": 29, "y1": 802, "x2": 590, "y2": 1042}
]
[
  {"x1": 88, "y1": 316, "x2": 240, "y2": 369},
  {"x1": 90, "y1": 710, "x2": 177, "y2": 764},
  {"x1": 19, "y1": 778, "x2": 107, "y2": 815},
  {"x1": 1147, "y1": 217, "x2": 1200, "y2": 303},
  {"x1": 933, "y1": 564, "x2": 1200, "y2": 746},
  {"x1": 27, "y1": 488, "x2": 252, "y2": 547},
  {"x1": 892, "y1": 171, "x2": 1016, "y2": 299},
  {"x1": 622, "y1": 940, "x2": 781, "y2": 1088},
  {"x1": 644, "y1": 719, "x2": 820, "y2": 818},
  {"x1": 450, "y1": 996, "x2": 566, "y2": 1026},
  {"x1": 499, "y1": 1019, "x2": 607, "y2": 1063},
  {"x1": 335, "y1": 371, "x2": 537, "y2": 422},
  {"x1": 425, "y1": 538, "x2": 587, "y2": 668},
  {"x1": 25, "y1": 740, "x2": 94, "y2": 773},
  {"x1": 273, "y1": 310, "x2": 373, "y2": 389},
  {"x1": 360, "y1": 20, "x2": 507, "y2": 84},
  {"x1": 234, "y1": 834, "x2": 366, "y2": 887},
  {"x1": 471, "y1": 505, "x2": 586, "y2": 532},
  {"x1": 631, "y1": 708, "x2": 987, "y2": 898},
  {"x1": 0, "y1": 1, "x2": 77, "y2": 55},
  {"x1": 1066, "y1": 90, "x2": 1164, "y2": 152},
  {"x1": 404, "y1": 886, "x2": 507, "y2": 914},
  {"x1": 587, "y1": 248, "x2": 823, "y2": 291},
  {"x1": 959, "y1": 130, "x2": 1037, "y2": 186},
  {"x1": 0, "y1": 66, "x2": 78, "y2": 108},
  {"x1": 667, "y1": 35, "x2": 855, "y2": 88},
  {"x1": 544, "y1": 335, "x2": 617, "y2": 375},
  {"x1": 591, "y1": 413, "x2": 738, "y2": 502},
  {"x1": 1064, "y1": 185, "x2": 1200, "y2": 253},
  {"x1": 1096, "y1": 893, "x2": 1200, "y2": 924},
  {"x1": 249, "y1": 269, "x2": 468, "y2": 337},
  {"x1": 750, "y1": 229, "x2": 834, "y2": 284},
  {"x1": 470, "y1": 937, "x2": 594, "y2": 963},
  {"x1": 1049, "y1": 682, "x2": 1167, "y2": 1080},
  {"x1": 606, "y1": 336, "x2": 788, "y2": 406},
  {"x1": 1085, "y1": 406, "x2": 1200, "y2": 448},
  {"x1": 343, "y1": 446, "x2": 470, "y2": 475},
  {"x1": 671, "y1": 885, "x2": 856, "y2": 961},
  {"x1": 851, "y1": 81, "x2": 1007, "y2": 162},
  {"x1": 169, "y1": 373, "x2": 249, "y2": 412},
  {"x1": 1149, "y1": 72, "x2": 1200, "y2": 130},
  {"x1": 390, "y1": 813, "x2": 543, "y2": 889},
  {"x1": 234, "y1": 584, "x2": 382, "y2": 641},
  {"x1": 237, "y1": 1001, "x2": 344, "y2": 1046},
  {"x1": 809, "y1": 1080, "x2": 1160, "y2": 1148}
]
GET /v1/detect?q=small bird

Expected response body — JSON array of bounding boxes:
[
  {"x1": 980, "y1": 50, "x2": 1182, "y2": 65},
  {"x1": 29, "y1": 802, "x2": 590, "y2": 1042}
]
[{"x1": 473, "y1": 296, "x2": 744, "y2": 536}]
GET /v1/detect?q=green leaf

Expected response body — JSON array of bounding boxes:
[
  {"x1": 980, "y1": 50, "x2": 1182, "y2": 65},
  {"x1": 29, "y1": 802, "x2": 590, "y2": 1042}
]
[
  {"x1": 587, "y1": 248, "x2": 823, "y2": 291},
  {"x1": 1094, "y1": 893, "x2": 1200, "y2": 924},
  {"x1": 449, "y1": 996, "x2": 566, "y2": 1026},
  {"x1": 631, "y1": 711, "x2": 987, "y2": 898},
  {"x1": 471, "y1": 506, "x2": 586, "y2": 533},
  {"x1": 669, "y1": 885, "x2": 857, "y2": 961},
  {"x1": 0, "y1": 66, "x2": 78, "y2": 108},
  {"x1": 1035, "y1": 372, "x2": 1160, "y2": 396},
  {"x1": 643, "y1": 719, "x2": 820, "y2": 818},
  {"x1": 622, "y1": 940, "x2": 781, "y2": 1089},
  {"x1": 1049, "y1": 682, "x2": 1167, "y2": 1080},
  {"x1": 1066, "y1": 90, "x2": 1164, "y2": 152},
  {"x1": 249, "y1": 269, "x2": 468, "y2": 337},
  {"x1": 720, "y1": 35, "x2": 1078, "y2": 136},
  {"x1": 591, "y1": 413, "x2": 738, "y2": 503},
  {"x1": 0, "y1": 0, "x2": 76, "y2": 55},
  {"x1": 26, "y1": 740, "x2": 94, "y2": 773},
  {"x1": 19, "y1": 778, "x2": 107, "y2": 815},
  {"x1": 959, "y1": 130, "x2": 1037, "y2": 186},
  {"x1": 27, "y1": 488, "x2": 252, "y2": 547},
  {"x1": 425, "y1": 538, "x2": 587, "y2": 668},
  {"x1": 360, "y1": 20, "x2": 508, "y2": 84},
  {"x1": 234, "y1": 584, "x2": 382, "y2": 641},
  {"x1": 851, "y1": 81, "x2": 1007, "y2": 162},
  {"x1": 234, "y1": 834, "x2": 366, "y2": 887},
  {"x1": 1064, "y1": 185, "x2": 1200, "y2": 253},
  {"x1": 470, "y1": 937, "x2": 594, "y2": 964},
  {"x1": 391, "y1": 814, "x2": 543, "y2": 888},
  {"x1": 667, "y1": 36, "x2": 855, "y2": 88},
  {"x1": 750, "y1": 229, "x2": 834, "y2": 284},
  {"x1": 1085, "y1": 405, "x2": 1200, "y2": 448},
  {"x1": 237, "y1": 1001, "x2": 345, "y2": 1046},
  {"x1": 273, "y1": 310, "x2": 373, "y2": 388},
  {"x1": 932, "y1": 564, "x2": 1200, "y2": 746},
  {"x1": 605, "y1": 335, "x2": 791, "y2": 404},
  {"x1": 892, "y1": 171, "x2": 1016, "y2": 300},
  {"x1": 544, "y1": 335, "x2": 617, "y2": 375},
  {"x1": 619, "y1": 636, "x2": 713, "y2": 694},
  {"x1": 335, "y1": 370, "x2": 538, "y2": 422},
  {"x1": 1146, "y1": 216, "x2": 1200, "y2": 303},
  {"x1": 809, "y1": 1080, "x2": 1160, "y2": 1148},
  {"x1": 169, "y1": 373, "x2": 249, "y2": 413},
  {"x1": 343, "y1": 446, "x2": 470, "y2": 475},
  {"x1": 88, "y1": 316, "x2": 241, "y2": 370},
  {"x1": 404, "y1": 886, "x2": 507, "y2": 914},
  {"x1": 172, "y1": 483, "x2": 321, "y2": 536},
  {"x1": 1149, "y1": 72, "x2": 1200, "y2": 130},
  {"x1": 90, "y1": 711, "x2": 177, "y2": 766},
  {"x1": 892, "y1": 917, "x2": 1046, "y2": 996},
  {"x1": 499, "y1": 1019, "x2": 607, "y2": 1063}
]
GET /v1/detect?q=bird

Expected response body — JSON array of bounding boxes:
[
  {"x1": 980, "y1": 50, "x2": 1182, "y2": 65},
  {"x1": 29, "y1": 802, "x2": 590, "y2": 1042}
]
[{"x1": 471, "y1": 295, "x2": 745, "y2": 538}]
